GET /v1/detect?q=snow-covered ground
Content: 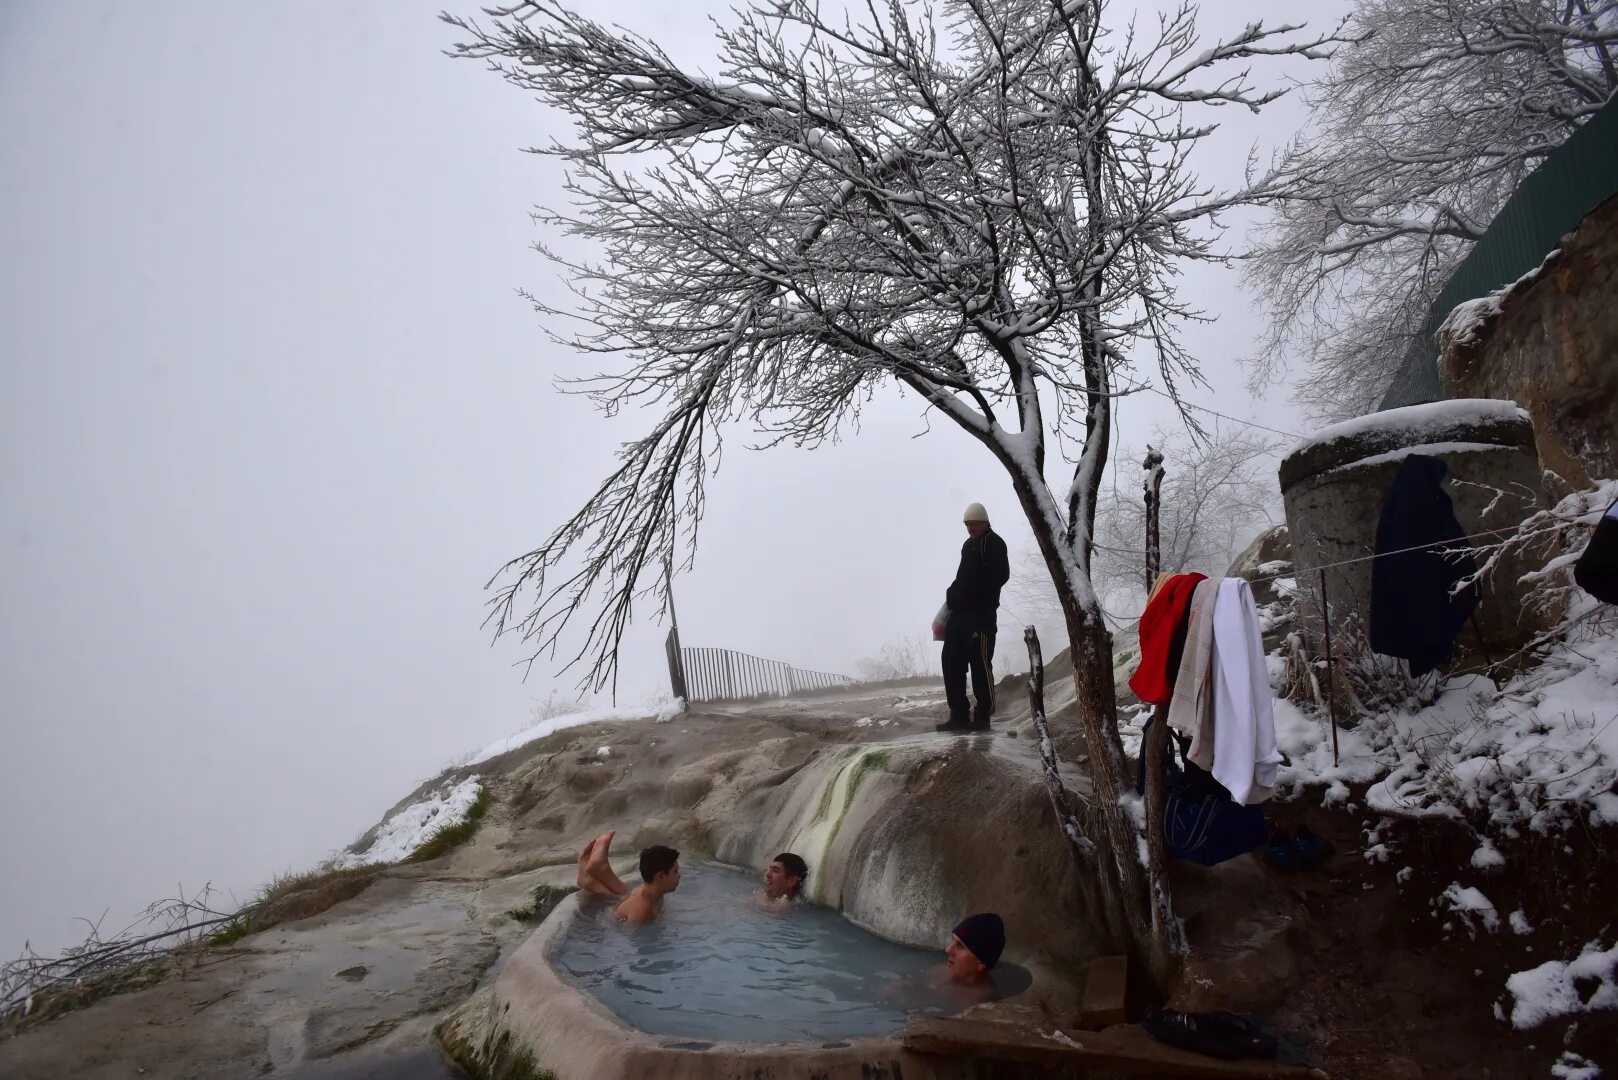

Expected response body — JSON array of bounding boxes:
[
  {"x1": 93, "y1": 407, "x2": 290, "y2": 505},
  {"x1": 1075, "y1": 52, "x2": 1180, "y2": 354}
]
[
  {"x1": 466, "y1": 697, "x2": 684, "y2": 765},
  {"x1": 1264, "y1": 479, "x2": 1618, "y2": 1058},
  {"x1": 331, "y1": 775, "x2": 485, "y2": 869}
]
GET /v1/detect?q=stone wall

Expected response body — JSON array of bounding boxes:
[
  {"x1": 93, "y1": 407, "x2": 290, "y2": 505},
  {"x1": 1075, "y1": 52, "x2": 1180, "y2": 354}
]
[
  {"x1": 1279, "y1": 400, "x2": 1552, "y2": 661},
  {"x1": 1438, "y1": 193, "x2": 1618, "y2": 487}
]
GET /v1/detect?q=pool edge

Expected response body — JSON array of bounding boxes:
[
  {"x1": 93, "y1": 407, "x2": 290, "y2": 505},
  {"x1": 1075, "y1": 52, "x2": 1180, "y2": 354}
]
[{"x1": 437, "y1": 891, "x2": 1051, "y2": 1080}]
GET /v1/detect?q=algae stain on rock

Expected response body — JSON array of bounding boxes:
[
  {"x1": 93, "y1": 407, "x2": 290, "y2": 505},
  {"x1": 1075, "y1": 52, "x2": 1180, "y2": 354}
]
[{"x1": 787, "y1": 746, "x2": 894, "y2": 906}]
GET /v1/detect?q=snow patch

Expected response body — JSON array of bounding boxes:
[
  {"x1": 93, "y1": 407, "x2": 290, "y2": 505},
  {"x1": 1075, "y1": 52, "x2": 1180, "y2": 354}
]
[
  {"x1": 1471, "y1": 838, "x2": 1505, "y2": 870},
  {"x1": 470, "y1": 701, "x2": 677, "y2": 764},
  {"x1": 1331, "y1": 440, "x2": 1506, "y2": 473},
  {"x1": 333, "y1": 776, "x2": 483, "y2": 869},
  {"x1": 1288, "y1": 399, "x2": 1527, "y2": 459},
  {"x1": 1438, "y1": 294, "x2": 1505, "y2": 349},
  {"x1": 1509, "y1": 909, "x2": 1533, "y2": 936},
  {"x1": 1435, "y1": 881, "x2": 1499, "y2": 936},
  {"x1": 1506, "y1": 939, "x2": 1618, "y2": 1030},
  {"x1": 1553, "y1": 1051, "x2": 1603, "y2": 1080}
]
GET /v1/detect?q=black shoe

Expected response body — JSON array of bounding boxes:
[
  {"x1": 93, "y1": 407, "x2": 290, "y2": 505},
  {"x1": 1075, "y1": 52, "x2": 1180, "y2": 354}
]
[
  {"x1": 1294, "y1": 825, "x2": 1335, "y2": 870},
  {"x1": 969, "y1": 716, "x2": 993, "y2": 733},
  {"x1": 934, "y1": 717, "x2": 972, "y2": 733},
  {"x1": 1263, "y1": 829, "x2": 1299, "y2": 874}
]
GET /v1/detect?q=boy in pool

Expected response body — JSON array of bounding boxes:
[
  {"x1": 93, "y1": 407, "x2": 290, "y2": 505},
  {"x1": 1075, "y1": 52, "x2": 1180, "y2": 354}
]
[
  {"x1": 616, "y1": 844, "x2": 681, "y2": 924},
  {"x1": 575, "y1": 831, "x2": 682, "y2": 924},
  {"x1": 943, "y1": 913, "x2": 1004, "y2": 997},
  {"x1": 760, "y1": 852, "x2": 809, "y2": 907}
]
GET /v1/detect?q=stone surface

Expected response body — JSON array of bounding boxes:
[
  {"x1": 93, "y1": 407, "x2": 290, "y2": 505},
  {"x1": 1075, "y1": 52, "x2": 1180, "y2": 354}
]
[
  {"x1": 0, "y1": 876, "x2": 513, "y2": 1080},
  {"x1": 1439, "y1": 192, "x2": 1618, "y2": 487},
  {"x1": 712, "y1": 733, "x2": 1104, "y2": 967}
]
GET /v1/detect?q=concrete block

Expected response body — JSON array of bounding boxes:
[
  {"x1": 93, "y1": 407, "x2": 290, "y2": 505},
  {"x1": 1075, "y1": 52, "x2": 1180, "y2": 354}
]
[{"x1": 1079, "y1": 954, "x2": 1130, "y2": 1030}]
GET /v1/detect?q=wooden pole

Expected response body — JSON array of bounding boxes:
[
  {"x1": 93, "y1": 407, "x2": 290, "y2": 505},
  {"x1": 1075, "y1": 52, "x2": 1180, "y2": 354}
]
[
  {"x1": 1318, "y1": 567, "x2": 1340, "y2": 768},
  {"x1": 664, "y1": 552, "x2": 689, "y2": 711},
  {"x1": 1142, "y1": 446, "x2": 1164, "y2": 593},
  {"x1": 1138, "y1": 446, "x2": 1179, "y2": 967}
]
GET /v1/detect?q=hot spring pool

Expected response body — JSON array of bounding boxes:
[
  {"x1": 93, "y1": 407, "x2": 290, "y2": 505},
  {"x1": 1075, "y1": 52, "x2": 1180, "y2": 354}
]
[{"x1": 553, "y1": 862, "x2": 1030, "y2": 1043}]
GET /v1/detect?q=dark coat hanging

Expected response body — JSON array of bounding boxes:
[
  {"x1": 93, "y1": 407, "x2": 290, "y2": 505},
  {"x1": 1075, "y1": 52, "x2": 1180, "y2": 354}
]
[
  {"x1": 1369, "y1": 454, "x2": 1480, "y2": 677},
  {"x1": 1574, "y1": 498, "x2": 1618, "y2": 604}
]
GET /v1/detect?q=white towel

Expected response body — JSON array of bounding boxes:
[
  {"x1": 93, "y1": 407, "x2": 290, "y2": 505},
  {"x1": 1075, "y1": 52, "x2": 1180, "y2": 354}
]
[
  {"x1": 1208, "y1": 578, "x2": 1282, "y2": 806},
  {"x1": 1167, "y1": 578, "x2": 1218, "y2": 748}
]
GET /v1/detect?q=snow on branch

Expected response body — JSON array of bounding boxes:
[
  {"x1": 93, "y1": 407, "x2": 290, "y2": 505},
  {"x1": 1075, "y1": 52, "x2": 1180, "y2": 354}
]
[{"x1": 1245, "y1": 0, "x2": 1618, "y2": 420}]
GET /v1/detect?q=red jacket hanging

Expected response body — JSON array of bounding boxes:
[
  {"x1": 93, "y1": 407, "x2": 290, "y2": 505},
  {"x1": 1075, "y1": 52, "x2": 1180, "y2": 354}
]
[{"x1": 1128, "y1": 572, "x2": 1208, "y2": 705}]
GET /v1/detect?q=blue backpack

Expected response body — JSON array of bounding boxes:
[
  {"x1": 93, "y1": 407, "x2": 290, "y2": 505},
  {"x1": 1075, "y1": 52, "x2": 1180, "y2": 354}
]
[{"x1": 1141, "y1": 717, "x2": 1270, "y2": 867}]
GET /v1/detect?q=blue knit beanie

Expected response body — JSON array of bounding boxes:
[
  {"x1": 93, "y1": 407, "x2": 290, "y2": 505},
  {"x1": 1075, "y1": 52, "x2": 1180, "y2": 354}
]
[{"x1": 952, "y1": 913, "x2": 1005, "y2": 969}]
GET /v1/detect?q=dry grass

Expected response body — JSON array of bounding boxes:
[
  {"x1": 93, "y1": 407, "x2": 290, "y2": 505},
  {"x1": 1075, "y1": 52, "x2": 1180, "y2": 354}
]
[
  {"x1": 200, "y1": 864, "x2": 384, "y2": 952},
  {"x1": 0, "y1": 958, "x2": 171, "y2": 1039}
]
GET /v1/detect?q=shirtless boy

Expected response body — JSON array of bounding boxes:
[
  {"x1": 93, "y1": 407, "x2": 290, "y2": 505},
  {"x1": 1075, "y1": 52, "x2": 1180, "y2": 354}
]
[
  {"x1": 617, "y1": 845, "x2": 680, "y2": 923},
  {"x1": 574, "y1": 830, "x2": 682, "y2": 923}
]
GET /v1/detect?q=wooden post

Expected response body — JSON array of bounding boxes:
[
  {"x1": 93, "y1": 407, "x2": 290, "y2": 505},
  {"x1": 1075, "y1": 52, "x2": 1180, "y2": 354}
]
[
  {"x1": 1142, "y1": 446, "x2": 1164, "y2": 592},
  {"x1": 664, "y1": 628, "x2": 688, "y2": 703},
  {"x1": 1318, "y1": 567, "x2": 1340, "y2": 768},
  {"x1": 1138, "y1": 446, "x2": 1181, "y2": 968},
  {"x1": 664, "y1": 553, "x2": 689, "y2": 712}
]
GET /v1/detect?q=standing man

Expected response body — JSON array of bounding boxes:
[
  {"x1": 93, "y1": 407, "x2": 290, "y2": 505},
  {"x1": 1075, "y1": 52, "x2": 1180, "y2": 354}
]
[{"x1": 937, "y1": 502, "x2": 1010, "y2": 733}]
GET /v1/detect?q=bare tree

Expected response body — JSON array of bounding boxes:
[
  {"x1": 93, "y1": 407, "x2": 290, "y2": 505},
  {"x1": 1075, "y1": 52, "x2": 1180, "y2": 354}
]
[
  {"x1": 854, "y1": 634, "x2": 933, "y2": 681},
  {"x1": 1247, "y1": 0, "x2": 1618, "y2": 420},
  {"x1": 447, "y1": 0, "x2": 1332, "y2": 976},
  {"x1": 1010, "y1": 428, "x2": 1281, "y2": 625}
]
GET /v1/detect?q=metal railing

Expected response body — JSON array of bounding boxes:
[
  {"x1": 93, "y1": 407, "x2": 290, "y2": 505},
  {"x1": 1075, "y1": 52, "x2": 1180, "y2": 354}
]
[{"x1": 666, "y1": 630, "x2": 853, "y2": 702}]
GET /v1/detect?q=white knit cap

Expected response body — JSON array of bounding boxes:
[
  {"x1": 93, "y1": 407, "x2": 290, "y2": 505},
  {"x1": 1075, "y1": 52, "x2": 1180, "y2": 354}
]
[{"x1": 963, "y1": 502, "x2": 989, "y2": 523}]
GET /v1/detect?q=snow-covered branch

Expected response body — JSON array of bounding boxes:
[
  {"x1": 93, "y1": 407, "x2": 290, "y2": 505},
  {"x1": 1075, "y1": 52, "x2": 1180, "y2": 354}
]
[{"x1": 1245, "y1": 0, "x2": 1617, "y2": 420}]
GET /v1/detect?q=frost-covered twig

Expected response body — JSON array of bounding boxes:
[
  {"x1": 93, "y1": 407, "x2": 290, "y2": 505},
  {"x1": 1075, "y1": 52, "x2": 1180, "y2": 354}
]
[{"x1": 0, "y1": 884, "x2": 236, "y2": 1018}]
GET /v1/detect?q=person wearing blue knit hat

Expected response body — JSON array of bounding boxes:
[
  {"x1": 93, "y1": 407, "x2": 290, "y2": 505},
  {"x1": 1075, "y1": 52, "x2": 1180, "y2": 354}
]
[{"x1": 946, "y1": 912, "x2": 1005, "y2": 984}]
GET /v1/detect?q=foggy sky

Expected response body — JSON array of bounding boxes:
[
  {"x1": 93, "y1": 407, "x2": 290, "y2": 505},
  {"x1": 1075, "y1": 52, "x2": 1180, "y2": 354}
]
[{"x1": 0, "y1": 0, "x2": 1342, "y2": 959}]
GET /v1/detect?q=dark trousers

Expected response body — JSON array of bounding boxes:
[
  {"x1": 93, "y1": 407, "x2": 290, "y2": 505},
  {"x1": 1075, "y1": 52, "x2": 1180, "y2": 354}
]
[{"x1": 943, "y1": 624, "x2": 996, "y2": 724}]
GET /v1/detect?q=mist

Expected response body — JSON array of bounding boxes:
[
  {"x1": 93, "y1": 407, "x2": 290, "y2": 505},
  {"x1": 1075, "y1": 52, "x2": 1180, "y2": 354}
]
[{"x1": 0, "y1": 0, "x2": 1337, "y2": 961}]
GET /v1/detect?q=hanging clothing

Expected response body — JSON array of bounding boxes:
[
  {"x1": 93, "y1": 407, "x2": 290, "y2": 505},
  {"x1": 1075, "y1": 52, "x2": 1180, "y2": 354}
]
[
  {"x1": 1166, "y1": 578, "x2": 1218, "y2": 751},
  {"x1": 1205, "y1": 578, "x2": 1281, "y2": 806},
  {"x1": 1128, "y1": 572, "x2": 1207, "y2": 705},
  {"x1": 1369, "y1": 454, "x2": 1480, "y2": 677},
  {"x1": 1574, "y1": 498, "x2": 1618, "y2": 604}
]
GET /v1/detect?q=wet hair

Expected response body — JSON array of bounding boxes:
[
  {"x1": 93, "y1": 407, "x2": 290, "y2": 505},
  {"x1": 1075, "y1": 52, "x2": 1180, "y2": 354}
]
[
  {"x1": 639, "y1": 844, "x2": 680, "y2": 884},
  {"x1": 773, "y1": 852, "x2": 809, "y2": 896}
]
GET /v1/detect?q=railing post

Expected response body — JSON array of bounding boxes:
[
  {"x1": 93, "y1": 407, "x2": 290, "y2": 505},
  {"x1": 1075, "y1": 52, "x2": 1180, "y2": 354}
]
[{"x1": 665, "y1": 628, "x2": 688, "y2": 704}]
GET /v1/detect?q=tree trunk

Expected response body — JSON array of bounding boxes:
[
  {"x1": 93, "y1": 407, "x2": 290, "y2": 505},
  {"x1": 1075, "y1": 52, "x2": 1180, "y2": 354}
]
[{"x1": 1001, "y1": 459, "x2": 1181, "y2": 990}]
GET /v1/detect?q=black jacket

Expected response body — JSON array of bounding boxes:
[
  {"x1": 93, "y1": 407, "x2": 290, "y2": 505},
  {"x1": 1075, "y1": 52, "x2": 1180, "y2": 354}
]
[
  {"x1": 945, "y1": 529, "x2": 1011, "y2": 632},
  {"x1": 1369, "y1": 454, "x2": 1479, "y2": 677},
  {"x1": 1574, "y1": 498, "x2": 1618, "y2": 604}
]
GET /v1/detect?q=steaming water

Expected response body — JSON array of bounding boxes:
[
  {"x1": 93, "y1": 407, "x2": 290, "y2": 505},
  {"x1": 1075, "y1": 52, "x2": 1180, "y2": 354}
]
[{"x1": 553, "y1": 862, "x2": 1029, "y2": 1043}]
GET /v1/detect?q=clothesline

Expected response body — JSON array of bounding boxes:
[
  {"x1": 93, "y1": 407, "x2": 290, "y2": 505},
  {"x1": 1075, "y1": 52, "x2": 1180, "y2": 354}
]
[
  {"x1": 1137, "y1": 384, "x2": 1307, "y2": 442},
  {"x1": 1080, "y1": 520, "x2": 1561, "y2": 629}
]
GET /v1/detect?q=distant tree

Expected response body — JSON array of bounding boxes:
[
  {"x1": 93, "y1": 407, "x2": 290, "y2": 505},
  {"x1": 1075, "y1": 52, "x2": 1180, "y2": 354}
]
[
  {"x1": 853, "y1": 634, "x2": 932, "y2": 682},
  {"x1": 1247, "y1": 0, "x2": 1618, "y2": 420},
  {"x1": 1009, "y1": 429, "x2": 1280, "y2": 625},
  {"x1": 448, "y1": 0, "x2": 1333, "y2": 977}
]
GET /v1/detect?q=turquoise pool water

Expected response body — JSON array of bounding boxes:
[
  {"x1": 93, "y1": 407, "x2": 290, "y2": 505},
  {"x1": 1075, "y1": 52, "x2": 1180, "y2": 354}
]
[{"x1": 553, "y1": 861, "x2": 1029, "y2": 1043}]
